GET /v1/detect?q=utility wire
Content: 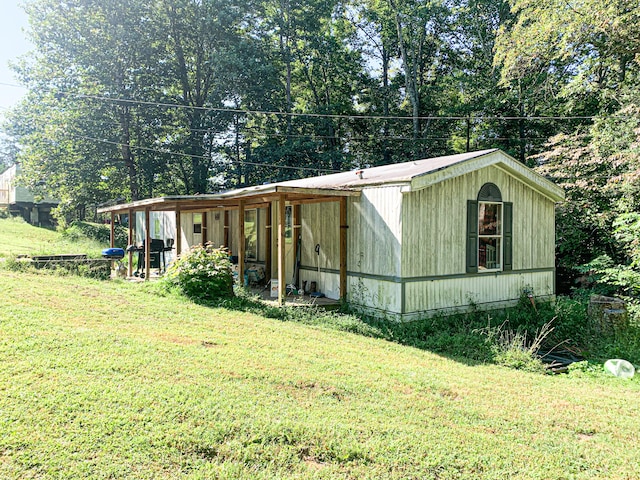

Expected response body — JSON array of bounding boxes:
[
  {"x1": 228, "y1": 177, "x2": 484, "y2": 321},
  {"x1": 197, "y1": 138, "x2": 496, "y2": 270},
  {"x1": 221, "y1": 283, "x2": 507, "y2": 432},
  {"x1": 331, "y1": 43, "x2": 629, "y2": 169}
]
[
  {"x1": 67, "y1": 92, "x2": 603, "y2": 122},
  {"x1": 56, "y1": 115, "x2": 552, "y2": 142},
  {"x1": 58, "y1": 133, "x2": 640, "y2": 182},
  {"x1": 0, "y1": 82, "x2": 26, "y2": 89},
  {"x1": 68, "y1": 133, "x2": 343, "y2": 174}
]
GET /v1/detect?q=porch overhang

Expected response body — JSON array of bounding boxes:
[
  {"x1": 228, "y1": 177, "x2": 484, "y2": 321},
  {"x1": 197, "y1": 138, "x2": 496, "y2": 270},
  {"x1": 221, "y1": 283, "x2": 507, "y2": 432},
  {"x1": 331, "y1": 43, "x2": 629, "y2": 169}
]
[
  {"x1": 98, "y1": 186, "x2": 358, "y2": 307},
  {"x1": 97, "y1": 185, "x2": 359, "y2": 215}
]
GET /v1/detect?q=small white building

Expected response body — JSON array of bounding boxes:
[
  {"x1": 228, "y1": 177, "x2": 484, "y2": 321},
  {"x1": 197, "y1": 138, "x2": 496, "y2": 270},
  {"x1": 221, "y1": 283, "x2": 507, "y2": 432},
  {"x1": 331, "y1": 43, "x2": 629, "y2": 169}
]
[
  {"x1": 99, "y1": 149, "x2": 564, "y2": 320},
  {"x1": 0, "y1": 164, "x2": 59, "y2": 227}
]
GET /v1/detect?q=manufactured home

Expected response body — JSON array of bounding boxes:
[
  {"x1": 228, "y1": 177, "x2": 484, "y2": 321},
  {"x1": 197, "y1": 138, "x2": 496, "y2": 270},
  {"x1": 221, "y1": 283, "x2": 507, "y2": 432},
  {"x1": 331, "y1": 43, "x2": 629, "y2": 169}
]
[
  {"x1": 0, "y1": 164, "x2": 59, "y2": 227},
  {"x1": 98, "y1": 149, "x2": 564, "y2": 320}
]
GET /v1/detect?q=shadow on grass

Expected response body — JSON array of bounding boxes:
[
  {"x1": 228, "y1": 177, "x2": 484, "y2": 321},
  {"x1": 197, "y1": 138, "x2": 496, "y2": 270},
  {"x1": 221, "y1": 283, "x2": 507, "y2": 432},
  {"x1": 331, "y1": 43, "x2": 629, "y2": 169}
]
[
  {"x1": 191, "y1": 289, "x2": 499, "y2": 367},
  {"x1": 153, "y1": 283, "x2": 640, "y2": 370}
]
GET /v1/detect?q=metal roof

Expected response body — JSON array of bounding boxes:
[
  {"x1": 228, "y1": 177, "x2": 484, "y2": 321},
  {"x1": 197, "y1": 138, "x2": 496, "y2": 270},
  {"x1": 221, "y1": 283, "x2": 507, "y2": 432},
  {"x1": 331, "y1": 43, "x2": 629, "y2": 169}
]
[
  {"x1": 274, "y1": 149, "x2": 499, "y2": 189},
  {"x1": 97, "y1": 148, "x2": 564, "y2": 213}
]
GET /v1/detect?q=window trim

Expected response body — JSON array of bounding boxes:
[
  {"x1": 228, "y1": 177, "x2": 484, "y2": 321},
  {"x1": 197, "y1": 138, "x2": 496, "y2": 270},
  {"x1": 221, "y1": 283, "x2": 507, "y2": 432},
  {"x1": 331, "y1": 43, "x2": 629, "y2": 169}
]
[
  {"x1": 193, "y1": 213, "x2": 202, "y2": 235},
  {"x1": 466, "y1": 183, "x2": 512, "y2": 274}
]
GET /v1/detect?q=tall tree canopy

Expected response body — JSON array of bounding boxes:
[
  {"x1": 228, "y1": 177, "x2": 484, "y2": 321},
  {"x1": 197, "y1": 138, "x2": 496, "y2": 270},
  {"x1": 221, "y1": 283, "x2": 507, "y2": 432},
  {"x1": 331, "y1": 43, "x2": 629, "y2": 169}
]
[{"x1": 7, "y1": 0, "x2": 538, "y2": 219}]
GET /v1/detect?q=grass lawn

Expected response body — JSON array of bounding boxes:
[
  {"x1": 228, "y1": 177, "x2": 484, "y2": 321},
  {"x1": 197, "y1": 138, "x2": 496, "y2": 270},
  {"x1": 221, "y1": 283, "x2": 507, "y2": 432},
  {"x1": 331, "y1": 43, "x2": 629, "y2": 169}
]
[
  {"x1": 0, "y1": 217, "x2": 105, "y2": 258},
  {"x1": 1, "y1": 270, "x2": 640, "y2": 479}
]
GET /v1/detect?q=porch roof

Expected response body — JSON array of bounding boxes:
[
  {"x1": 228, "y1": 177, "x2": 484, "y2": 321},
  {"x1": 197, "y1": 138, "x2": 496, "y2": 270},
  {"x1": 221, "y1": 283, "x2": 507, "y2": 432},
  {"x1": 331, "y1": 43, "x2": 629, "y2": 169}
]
[{"x1": 97, "y1": 184, "x2": 360, "y2": 214}]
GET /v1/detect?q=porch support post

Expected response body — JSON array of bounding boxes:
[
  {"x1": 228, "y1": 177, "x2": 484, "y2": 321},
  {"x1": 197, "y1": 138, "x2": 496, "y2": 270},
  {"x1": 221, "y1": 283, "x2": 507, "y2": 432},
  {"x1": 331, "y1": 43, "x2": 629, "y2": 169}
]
[
  {"x1": 292, "y1": 204, "x2": 301, "y2": 288},
  {"x1": 340, "y1": 197, "x2": 347, "y2": 300},
  {"x1": 278, "y1": 194, "x2": 286, "y2": 306},
  {"x1": 175, "y1": 209, "x2": 182, "y2": 256},
  {"x1": 109, "y1": 212, "x2": 115, "y2": 248},
  {"x1": 238, "y1": 200, "x2": 246, "y2": 286},
  {"x1": 144, "y1": 207, "x2": 151, "y2": 281},
  {"x1": 265, "y1": 203, "x2": 272, "y2": 280},
  {"x1": 127, "y1": 208, "x2": 134, "y2": 277}
]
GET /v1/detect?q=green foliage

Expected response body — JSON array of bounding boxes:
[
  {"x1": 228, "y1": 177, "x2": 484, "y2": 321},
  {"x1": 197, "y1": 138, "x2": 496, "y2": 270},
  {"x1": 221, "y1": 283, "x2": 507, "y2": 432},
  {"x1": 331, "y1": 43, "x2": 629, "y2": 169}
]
[
  {"x1": 61, "y1": 221, "x2": 128, "y2": 249},
  {"x1": 567, "y1": 360, "x2": 604, "y2": 378},
  {"x1": 613, "y1": 212, "x2": 640, "y2": 267},
  {"x1": 492, "y1": 346, "x2": 547, "y2": 373},
  {"x1": 495, "y1": 0, "x2": 639, "y2": 108},
  {"x1": 1, "y1": 254, "x2": 111, "y2": 280},
  {"x1": 161, "y1": 243, "x2": 234, "y2": 302},
  {"x1": 480, "y1": 320, "x2": 553, "y2": 373},
  {"x1": 7, "y1": 0, "x2": 549, "y2": 222},
  {"x1": 598, "y1": 332, "x2": 640, "y2": 366},
  {"x1": 1, "y1": 255, "x2": 36, "y2": 273},
  {"x1": 578, "y1": 255, "x2": 640, "y2": 297}
]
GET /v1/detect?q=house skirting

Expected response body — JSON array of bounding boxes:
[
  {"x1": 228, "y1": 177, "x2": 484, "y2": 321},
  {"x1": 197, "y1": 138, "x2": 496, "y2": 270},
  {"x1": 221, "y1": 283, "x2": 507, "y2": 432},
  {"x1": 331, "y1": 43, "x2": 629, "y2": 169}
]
[{"x1": 299, "y1": 265, "x2": 556, "y2": 321}]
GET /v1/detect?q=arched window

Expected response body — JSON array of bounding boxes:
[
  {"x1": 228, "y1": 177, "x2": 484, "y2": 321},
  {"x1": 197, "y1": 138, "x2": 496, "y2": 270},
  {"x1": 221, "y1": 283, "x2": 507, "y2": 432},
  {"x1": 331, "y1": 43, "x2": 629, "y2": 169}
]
[{"x1": 466, "y1": 183, "x2": 512, "y2": 273}]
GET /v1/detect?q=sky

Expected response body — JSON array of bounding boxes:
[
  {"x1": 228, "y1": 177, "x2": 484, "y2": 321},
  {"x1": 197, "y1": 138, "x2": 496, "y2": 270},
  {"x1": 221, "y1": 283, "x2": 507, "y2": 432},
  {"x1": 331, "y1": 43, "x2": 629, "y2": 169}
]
[{"x1": 0, "y1": 1, "x2": 31, "y2": 112}]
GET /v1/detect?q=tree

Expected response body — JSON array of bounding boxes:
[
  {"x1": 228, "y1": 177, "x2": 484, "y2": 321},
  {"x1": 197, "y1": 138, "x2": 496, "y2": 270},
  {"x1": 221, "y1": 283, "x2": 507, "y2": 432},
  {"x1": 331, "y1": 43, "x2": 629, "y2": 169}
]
[
  {"x1": 0, "y1": 134, "x2": 18, "y2": 171},
  {"x1": 494, "y1": 0, "x2": 640, "y2": 291},
  {"x1": 9, "y1": 0, "x2": 168, "y2": 217},
  {"x1": 495, "y1": 0, "x2": 640, "y2": 116},
  {"x1": 160, "y1": 0, "x2": 265, "y2": 193}
]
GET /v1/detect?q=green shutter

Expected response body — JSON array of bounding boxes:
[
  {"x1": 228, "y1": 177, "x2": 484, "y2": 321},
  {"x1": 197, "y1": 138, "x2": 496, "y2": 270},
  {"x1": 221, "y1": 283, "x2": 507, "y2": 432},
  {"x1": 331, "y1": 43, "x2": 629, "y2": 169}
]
[
  {"x1": 466, "y1": 200, "x2": 478, "y2": 273},
  {"x1": 503, "y1": 202, "x2": 513, "y2": 271}
]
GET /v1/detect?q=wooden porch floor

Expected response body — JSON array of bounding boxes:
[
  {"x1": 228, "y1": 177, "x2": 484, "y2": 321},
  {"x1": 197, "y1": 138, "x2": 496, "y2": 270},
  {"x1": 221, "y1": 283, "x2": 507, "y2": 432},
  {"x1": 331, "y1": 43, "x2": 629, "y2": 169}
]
[{"x1": 247, "y1": 285, "x2": 342, "y2": 308}]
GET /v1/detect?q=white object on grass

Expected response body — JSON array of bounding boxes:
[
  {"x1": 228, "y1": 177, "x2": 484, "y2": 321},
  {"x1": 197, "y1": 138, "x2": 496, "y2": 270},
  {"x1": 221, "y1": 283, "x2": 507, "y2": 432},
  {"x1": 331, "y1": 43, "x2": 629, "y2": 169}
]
[{"x1": 604, "y1": 359, "x2": 635, "y2": 379}]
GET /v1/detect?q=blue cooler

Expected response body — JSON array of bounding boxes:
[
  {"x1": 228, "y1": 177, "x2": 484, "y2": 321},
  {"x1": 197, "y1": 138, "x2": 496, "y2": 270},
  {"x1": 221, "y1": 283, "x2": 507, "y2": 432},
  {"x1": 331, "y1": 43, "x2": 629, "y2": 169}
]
[{"x1": 102, "y1": 248, "x2": 125, "y2": 260}]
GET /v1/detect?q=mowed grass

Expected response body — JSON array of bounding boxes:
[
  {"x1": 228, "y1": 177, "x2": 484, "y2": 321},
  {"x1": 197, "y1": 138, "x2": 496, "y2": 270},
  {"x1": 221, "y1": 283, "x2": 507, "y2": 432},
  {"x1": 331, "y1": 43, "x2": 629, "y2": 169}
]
[
  {"x1": 0, "y1": 217, "x2": 105, "y2": 258},
  {"x1": 1, "y1": 271, "x2": 640, "y2": 479}
]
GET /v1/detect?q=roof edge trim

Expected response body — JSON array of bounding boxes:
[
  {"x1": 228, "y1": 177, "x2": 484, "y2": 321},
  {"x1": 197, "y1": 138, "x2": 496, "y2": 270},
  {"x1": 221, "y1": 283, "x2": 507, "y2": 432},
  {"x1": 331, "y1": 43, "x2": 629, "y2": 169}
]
[{"x1": 408, "y1": 150, "x2": 565, "y2": 202}]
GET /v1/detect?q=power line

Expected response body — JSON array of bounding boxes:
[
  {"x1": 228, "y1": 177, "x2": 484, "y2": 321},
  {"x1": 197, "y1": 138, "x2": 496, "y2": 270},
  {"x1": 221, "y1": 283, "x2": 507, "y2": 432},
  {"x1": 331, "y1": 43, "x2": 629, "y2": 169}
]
[
  {"x1": 67, "y1": 92, "x2": 603, "y2": 122},
  {"x1": 68, "y1": 133, "x2": 343, "y2": 174},
  {"x1": 53, "y1": 114, "x2": 553, "y2": 142},
  {"x1": 0, "y1": 82, "x2": 26, "y2": 89}
]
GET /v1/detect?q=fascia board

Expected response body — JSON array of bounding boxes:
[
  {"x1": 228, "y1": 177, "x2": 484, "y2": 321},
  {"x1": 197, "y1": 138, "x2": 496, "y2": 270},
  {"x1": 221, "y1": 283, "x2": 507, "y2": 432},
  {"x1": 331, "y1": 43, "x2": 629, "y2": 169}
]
[{"x1": 408, "y1": 150, "x2": 565, "y2": 202}]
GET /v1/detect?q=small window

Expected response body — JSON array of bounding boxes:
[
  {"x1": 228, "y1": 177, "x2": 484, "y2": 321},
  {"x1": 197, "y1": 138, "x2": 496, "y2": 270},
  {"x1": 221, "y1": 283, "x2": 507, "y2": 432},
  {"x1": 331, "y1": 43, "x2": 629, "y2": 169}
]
[
  {"x1": 193, "y1": 213, "x2": 202, "y2": 234},
  {"x1": 478, "y1": 202, "x2": 502, "y2": 271}
]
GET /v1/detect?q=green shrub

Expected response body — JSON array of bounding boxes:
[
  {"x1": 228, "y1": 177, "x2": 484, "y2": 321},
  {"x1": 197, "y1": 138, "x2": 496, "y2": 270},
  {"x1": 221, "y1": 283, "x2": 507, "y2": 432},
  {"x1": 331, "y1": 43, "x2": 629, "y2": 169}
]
[
  {"x1": 1, "y1": 255, "x2": 111, "y2": 280},
  {"x1": 492, "y1": 345, "x2": 547, "y2": 373},
  {"x1": 478, "y1": 320, "x2": 553, "y2": 373},
  {"x1": 1, "y1": 255, "x2": 36, "y2": 273},
  {"x1": 567, "y1": 360, "x2": 606, "y2": 378},
  {"x1": 62, "y1": 221, "x2": 128, "y2": 248},
  {"x1": 161, "y1": 243, "x2": 234, "y2": 302}
]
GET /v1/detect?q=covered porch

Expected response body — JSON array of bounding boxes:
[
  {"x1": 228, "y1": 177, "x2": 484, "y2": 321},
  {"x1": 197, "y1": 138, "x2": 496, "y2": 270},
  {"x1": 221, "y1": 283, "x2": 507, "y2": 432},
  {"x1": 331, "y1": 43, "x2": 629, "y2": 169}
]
[{"x1": 98, "y1": 185, "x2": 359, "y2": 306}]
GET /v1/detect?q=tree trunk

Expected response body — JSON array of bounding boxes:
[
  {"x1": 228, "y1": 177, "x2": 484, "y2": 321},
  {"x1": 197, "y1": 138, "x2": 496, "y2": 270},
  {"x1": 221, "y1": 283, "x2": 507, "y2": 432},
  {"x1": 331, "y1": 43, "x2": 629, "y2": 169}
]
[
  {"x1": 389, "y1": 0, "x2": 420, "y2": 143},
  {"x1": 118, "y1": 105, "x2": 139, "y2": 201}
]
